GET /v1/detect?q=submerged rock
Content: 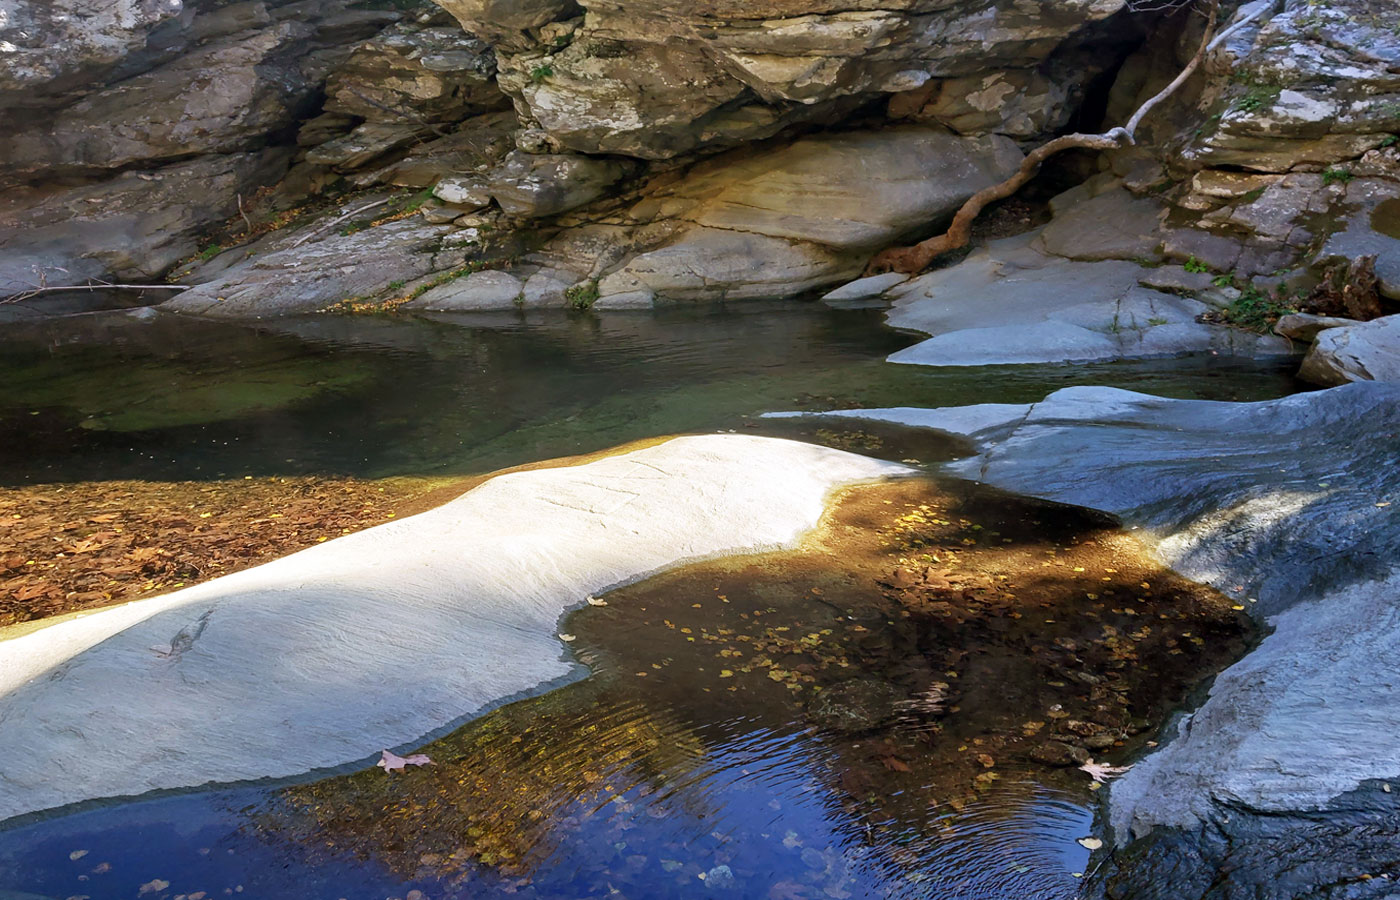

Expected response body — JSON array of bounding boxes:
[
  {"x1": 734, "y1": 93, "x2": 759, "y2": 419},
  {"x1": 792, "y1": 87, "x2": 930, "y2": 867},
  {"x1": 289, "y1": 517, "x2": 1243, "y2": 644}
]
[
  {"x1": 808, "y1": 678, "x2": 902, "y2": 734},
  {"x1": 785, "y1": 383, "x2": 1400, "y2": 900},
  {"x1": 0, "y1": 435, "x2": 906, "y2": 823}
]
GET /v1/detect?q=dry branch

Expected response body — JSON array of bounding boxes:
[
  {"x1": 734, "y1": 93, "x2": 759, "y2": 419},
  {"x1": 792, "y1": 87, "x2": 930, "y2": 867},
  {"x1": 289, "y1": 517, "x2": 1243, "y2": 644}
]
[{"x1": 867, "y1": 0, "x2": 1233, "y2": 275}]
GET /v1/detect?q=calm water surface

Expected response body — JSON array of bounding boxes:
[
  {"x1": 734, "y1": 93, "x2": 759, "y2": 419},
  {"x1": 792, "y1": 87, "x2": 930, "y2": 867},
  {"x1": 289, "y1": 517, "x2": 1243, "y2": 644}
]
[{"x1": 0, "y1": 303, "x2": 1299, "y2": 484}]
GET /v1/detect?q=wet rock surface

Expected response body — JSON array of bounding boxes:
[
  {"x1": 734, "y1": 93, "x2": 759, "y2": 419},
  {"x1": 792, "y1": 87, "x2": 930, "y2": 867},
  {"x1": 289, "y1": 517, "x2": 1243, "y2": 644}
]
[{"x1": 792, "y1": 384, "x2": 1400, "y2": 900}]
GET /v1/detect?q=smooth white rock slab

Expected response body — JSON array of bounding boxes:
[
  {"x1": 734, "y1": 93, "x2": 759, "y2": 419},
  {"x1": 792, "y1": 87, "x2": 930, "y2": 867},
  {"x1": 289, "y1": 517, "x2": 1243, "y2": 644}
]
[{"x1": 0, "y1": 435, "x2": 906, "y2": 823}]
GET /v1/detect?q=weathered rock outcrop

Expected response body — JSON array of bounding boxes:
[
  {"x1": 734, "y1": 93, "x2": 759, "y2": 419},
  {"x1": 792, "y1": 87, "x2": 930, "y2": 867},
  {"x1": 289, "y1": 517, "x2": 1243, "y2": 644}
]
[
  {"x1": 1299, "y1": 313, "x2": 1400, "y2": 385},
  {"x1": 0, "y1": 0, "x2": 400, "y2": 295},
  {"x1": 877, "y1": 229, "x2": 1293, "y2": 366},
  {"x1": 582, "y1": 127, "x2": 1024, "y2": 304},
  {"x1": 438, "y1": 0, "x2": 1138, "y2": 158},
  {"x1": 0, "y1": 435, "x2": 905, "y2": 822},
  {"x1": 776, "y1": 383, "x2": 1400, "y2": 900}
]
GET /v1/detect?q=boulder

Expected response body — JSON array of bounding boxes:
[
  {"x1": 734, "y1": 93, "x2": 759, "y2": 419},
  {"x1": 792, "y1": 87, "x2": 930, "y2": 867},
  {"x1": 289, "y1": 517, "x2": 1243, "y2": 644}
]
[
  {"x1": 443, "y1": 0, "x2": 1134, "y2": 158},
  {"x1": 1315, "y1": 181, "x2": 1400, "y2": 301},
  {"x1": 0, "y1": 150, "x2": 293, "y2": 291},
  {"x1": 1298, "y1": 314, "x2": 1400, "y2": 385},
  {"x1": 403, "y1": 269, "x2": 524, "y2": 310},
  {"x1": 486, "y1": 151, "x2": 636, "y2": 217},
  {"x1": 0, "y1": 435, "x2": 905, "y2": 822},
  {"x1": 884, "y1": 232, "x2": 1294, "y2": 367},
  {"x1": 321, "y1": 23, "x2": 503, "y2": 125},
  {"x1": 1272, "y1": 312, "x2": 1358, "y2": 343},
  {"x1": 590, "y1": 127, "x2": 1023, "y2": 304}
]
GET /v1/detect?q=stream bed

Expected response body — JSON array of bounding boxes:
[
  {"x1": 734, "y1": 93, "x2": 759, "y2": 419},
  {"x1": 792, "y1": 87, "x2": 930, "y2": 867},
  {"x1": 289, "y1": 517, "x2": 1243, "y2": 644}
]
[{"x1": 0, "y1": 302, "x2": 1296, "y2": 899}]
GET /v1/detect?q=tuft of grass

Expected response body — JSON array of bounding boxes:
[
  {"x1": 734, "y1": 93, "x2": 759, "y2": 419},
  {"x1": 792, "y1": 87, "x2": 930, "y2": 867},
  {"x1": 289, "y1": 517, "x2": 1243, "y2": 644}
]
[
  {"x1": 530, "y1": 64, "x2": 555, "y2": 83},
  {"x1": 1322, "y1": 167, "x2": 1354, "y2": 186},
  {"x1": 1210, "y1": 284, "x2": 1297, "y2": 333},
  {"x1": 1183, "y1": 256, "x2": 1210, "y2": 274},
  {"x1": 565, "y1": 281, "x2": 600, "y2": 311},
  {"x1": 197, "y1": 244, "x2": 224, "y2": 262}
]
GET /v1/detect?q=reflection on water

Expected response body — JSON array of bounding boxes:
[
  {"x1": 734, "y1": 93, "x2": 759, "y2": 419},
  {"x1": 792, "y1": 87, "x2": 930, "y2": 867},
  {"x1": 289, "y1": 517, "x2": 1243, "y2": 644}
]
[
  {"x1": 0, "y1": 702, "x2": 1091, "y2": 900},
  {"x1": 0, "y1": 303, "x2": 1300, "y2": 484}
]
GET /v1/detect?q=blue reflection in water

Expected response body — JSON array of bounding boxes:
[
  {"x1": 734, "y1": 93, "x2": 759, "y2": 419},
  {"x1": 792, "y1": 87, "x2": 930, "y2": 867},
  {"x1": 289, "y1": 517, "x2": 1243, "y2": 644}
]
[{"x1": 0, "y1": 710, "x2": 1091, "y2": 900}]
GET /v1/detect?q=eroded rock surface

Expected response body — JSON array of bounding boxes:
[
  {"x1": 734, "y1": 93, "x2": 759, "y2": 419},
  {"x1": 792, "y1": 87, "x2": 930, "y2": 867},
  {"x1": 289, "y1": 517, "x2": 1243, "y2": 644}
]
[
  {"x1": 883, "y1": 232, "x2": 1293, "y2": 367},
  {"x1": 776, "y1": 384, "x2": 1400, "y2": 900},
  {"x1": 0, "y1": 435, "x2": 906, "y2": 822}
]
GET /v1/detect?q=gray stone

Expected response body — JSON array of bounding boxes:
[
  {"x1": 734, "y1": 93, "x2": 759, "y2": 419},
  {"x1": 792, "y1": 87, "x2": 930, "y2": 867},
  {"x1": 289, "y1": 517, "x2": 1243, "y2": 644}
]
[
  {"x1": 306, "y1": 122, "x2": 432, "y2": 171},
  {"x1": 1, "y1": 23, "x2": 322, "y2": 179},
  {"x1": 433, "y1": 174, "x2": 493, "y2": 208},
  {"x1": 487, "y1": 151, "x2": 634, "y2": 218},
  {"x1": 1137, "y1": 265, "x2": 1217, "y2": 295},
  {"x1": 1316, "y1": 180, "x2": 1400, "y2": 301},
  {"x1": 1298, "y1": 314, "x2": 1400, "y2": 386},
  {"x1": 821, "y1": 272, "x2": 909, "y2": 305},
  {"x1": 0, "y1": 436, "x2": 907, "y2": 822},
  {"x1": 162, "y1": 217, "x2": 452, "y2": 318},
  {"x1": 598, "y1": 227, "x2": 863, "y2": 304},
  {"x1": 519, "y1": 269, "x2": 576, "y2": 307},
  {"x1": 404, "y1": 269, "x2": 525, "y2": 310},
  {"x1": 0, "y1": 150, "x2": 292, "y2": 289},
  {"x1": 1035, "y1": 186, "x2": 1165, "y2": 262},
  {"x1": 884, "y1": 236, "x2": 1293, "y2": 367},
  {"x1": 1273, "y1": 312, "x2": 1359, "y2": 343}
]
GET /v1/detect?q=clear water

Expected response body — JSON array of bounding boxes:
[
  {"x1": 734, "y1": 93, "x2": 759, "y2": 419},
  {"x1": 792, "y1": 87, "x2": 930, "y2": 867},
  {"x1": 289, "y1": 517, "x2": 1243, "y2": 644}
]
[
  {"x1": 0, "y1": 301, "x2": 1299, "y2": 898},
  {"x1": 0, "y1": 303, "x2": 1299, "y2": 484}
]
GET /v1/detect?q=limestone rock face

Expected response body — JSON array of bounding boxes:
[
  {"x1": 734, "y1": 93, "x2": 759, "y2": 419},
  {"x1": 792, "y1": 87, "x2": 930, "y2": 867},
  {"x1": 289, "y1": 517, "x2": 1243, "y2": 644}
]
[
  {"x1": 1184, "y1": 0, "x2": 1399, "y2": 173},
  {"x1": 441, "y1": 0, "x2": 1131, "y2": 158},
  {"x1": 0, "y1": 0, "x2": 194, "y2": 108},
  {"x1": 584, "y1": 127, "x2": 1022, "y2": 304},
  {"x1": 0, "y1": 22, "x2": 321, "y2": 179},
  {"x1": 0, "y1": 150, "x2": 292, "y2": 293},
  {"x1": 322, "y1": 23, "x2": 502, "y2": 124},
  {"x1": 486, "y1": 150, "x2": 635, "y2": 217},
  {"x1": 1298, "y1": 314, "x2": 1400, "y2": 385}
]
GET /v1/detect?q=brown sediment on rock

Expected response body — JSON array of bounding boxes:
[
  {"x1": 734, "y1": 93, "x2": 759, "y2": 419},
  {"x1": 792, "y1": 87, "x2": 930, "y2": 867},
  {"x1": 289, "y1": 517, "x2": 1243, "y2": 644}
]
[
  {"x1": 267, "y1": 473, "x2": 1251, "y2": 883},
  {"x1": 0, "y1": 436, "x2": 682, "y2": 629}
]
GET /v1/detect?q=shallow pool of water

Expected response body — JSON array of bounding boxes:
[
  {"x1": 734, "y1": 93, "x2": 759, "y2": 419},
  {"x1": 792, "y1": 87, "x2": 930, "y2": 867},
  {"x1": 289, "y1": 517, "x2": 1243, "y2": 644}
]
[
  {"x1": 0, "y1": 302, "x2": 1282, "y2": 898},
  {"x1": 0, "y1": 303, "x2": 1299, "y2": 484}
]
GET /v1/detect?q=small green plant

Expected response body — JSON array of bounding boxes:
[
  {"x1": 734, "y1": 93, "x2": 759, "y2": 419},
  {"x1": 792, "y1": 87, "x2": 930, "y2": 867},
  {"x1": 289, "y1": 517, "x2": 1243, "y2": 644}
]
[
  {"x1": 1214, "y1": 284, "x2": 1296, "y2": 333},
  {"x1": 1212, "y1": 272, "x2": 1236, "y2": 288},
  {"x1": 1240, "y1": 186, "x2": 1268, "y2": 204},
  {"x1": 530, "y1": 64, "x2": 555, "y2": 83},
  {"x1": 1147, "y1": 317, "x2": 1170, "y2": 327},
  {"x1": 1322, "y1": 167, "x2": 1354, "y2": 186},
  {"x1": 1381, "y1": 135, "x2": 1399, "y2": 148},
  {"x1": 387, "y1": 279, "x2": 406, "y2": 291},
  {"x1": 1183, "y1": 256, "x2": 1210, "y2": 274},
  {"x1": 197, "y1": 244, "x2": 224, "y2": 262},
  {"x1": 565, "y1": 281, "x2": 600, "y2": 311}
]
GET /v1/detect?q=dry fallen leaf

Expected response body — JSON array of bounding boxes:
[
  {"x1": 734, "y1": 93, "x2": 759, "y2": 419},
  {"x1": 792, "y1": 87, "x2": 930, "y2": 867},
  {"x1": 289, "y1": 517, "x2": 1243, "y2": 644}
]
[
  {"x1": 1079, "y1": 759, "x2": 1133, "y2": 783},
  {"x1": 377, "y1": 749, "x2": 434, "y2": 774}
]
